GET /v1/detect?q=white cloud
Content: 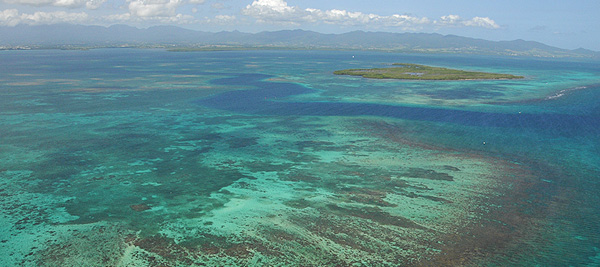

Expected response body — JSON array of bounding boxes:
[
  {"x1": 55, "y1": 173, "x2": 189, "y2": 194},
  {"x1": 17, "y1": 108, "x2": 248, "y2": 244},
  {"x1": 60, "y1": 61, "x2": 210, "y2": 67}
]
[
  {"x1": 207, "y1": 14, "x2": 235, "y2": 24},
  {"x1": 437, "y1": 14, "x2": 461, "y2": 25},
  {"x1": 0, "y1": 0, "x2": 106, "y2": 9},
  {"x1": 242, "y1": 0, "x2": 497, "y2": 30},
  {"x1": 104, "y1": 12, "x2": 195, "y2": 24},
  {"x1": 103, "y1": 12, "x2": 131, "y2": 22},
  {"x1": 242, "y1": 0, "x2": 304, "y2": 25},
  {"x1": 437, "y1": 15, "x2": 499, "y2": 29},
  {"x1": 0, "y1": 8, "x2": 88, "y2": 26},
  {"x1": 242, "y1": 0, "x2": 430, "y2": 29},
  {"x1": 0, "y1": 9, "x2": 20, "y2": 26},
  {"x1": 465, "y1": 17, "x2": 500, "y2": 29},
  {"x1": 211, "y1": 3, "x2": 225, "y2": 9},
  {"x1": 99, "y1": 0, "x2": 195, "y2": 24},
  {"x1": 157, "y1": 13, "x2": 195, "y2": 23},
  {"x1": 127, "y1": 0, "x2": 182, "y2": 18},
  {"x1": 0, "y1": 0, "x2": 500, "y2": 30}
]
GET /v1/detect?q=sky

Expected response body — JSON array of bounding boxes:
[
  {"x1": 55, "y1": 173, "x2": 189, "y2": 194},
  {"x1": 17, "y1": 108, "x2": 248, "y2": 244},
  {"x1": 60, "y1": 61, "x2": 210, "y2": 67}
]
[{"x1": 0, "y1": 0, "x2": 599, "y2": 51}]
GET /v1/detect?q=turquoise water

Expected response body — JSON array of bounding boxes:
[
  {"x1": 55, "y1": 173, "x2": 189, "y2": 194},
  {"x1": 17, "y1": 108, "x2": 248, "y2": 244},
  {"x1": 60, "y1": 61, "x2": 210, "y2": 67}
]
[{"x1": 1, "y1": 49, "x2": 599, "y2": 266}]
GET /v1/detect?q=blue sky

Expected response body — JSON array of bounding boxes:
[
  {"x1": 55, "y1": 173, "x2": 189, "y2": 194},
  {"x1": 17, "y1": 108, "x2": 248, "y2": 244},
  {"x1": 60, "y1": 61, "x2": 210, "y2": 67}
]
[{"x1": 1, "y1": 0, "x2": 598, "y2": 50}]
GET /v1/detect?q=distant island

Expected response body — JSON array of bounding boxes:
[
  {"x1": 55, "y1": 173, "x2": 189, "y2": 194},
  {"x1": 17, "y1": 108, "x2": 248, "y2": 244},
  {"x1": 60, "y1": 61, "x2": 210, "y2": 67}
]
[{"x1": 334, "y1": 63, "x2": 525, "y2": 80}]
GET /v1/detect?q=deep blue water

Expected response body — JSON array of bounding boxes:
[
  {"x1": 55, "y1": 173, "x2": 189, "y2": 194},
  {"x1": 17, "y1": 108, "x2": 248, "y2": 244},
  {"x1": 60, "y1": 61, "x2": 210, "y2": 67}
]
[{"x1": 199, "y1": 73, "x2": 600, "y2": 136}]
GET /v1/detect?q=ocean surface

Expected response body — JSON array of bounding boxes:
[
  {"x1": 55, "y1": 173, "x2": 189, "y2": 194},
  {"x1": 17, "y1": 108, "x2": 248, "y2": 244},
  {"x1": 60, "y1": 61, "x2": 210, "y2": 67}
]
[{"x1": 0, "y1": 49, "x2": 599, "y2": 266}]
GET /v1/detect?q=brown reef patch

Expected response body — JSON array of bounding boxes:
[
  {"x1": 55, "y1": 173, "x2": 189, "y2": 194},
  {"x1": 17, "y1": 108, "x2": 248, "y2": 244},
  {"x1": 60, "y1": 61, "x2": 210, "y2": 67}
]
[{"x1": 130, "y1": 204, "x2": 151, "y2": 212}]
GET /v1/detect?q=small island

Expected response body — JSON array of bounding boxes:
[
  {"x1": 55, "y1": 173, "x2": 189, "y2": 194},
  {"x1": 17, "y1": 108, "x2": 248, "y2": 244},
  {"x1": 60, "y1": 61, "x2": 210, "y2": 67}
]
[{"x1": 334, "y1": 63, "x2": 524, "y2": 80}]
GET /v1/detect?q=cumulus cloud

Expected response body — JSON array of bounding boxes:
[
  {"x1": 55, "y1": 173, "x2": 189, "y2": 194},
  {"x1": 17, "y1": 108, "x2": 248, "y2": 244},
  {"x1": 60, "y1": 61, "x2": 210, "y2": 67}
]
[
  {"x1": 437, "y1": 15, "x2": 499, "y2": 29},
  {"x1": 242, "y1": 0, "x2": 302, "y2": 24},
  {"x1": 211, "y1": 3, "x2": 225, "y2": 9},
  {"x1": 241, "y1": 0, "x2": 431, "y2": 29},
  {"x1": 104, "y1": 12, "x2": 195, "y2": 24},
  {"x1": 0, "y1": 0, "x2": 106, "y2": 9},
  {"x1": 100, "y1": 0, "x2": 195, "y2": 24},
  {"x1": 127, "y1": 0, "x2": 182, "y2": 18},
  {"x1": 205, "y1": 14, "x2": 235, "y2": 24},
  {"x1": 0, "y1": 0, "x2": 500, "y2": 29},
  {"x1": 0, "y1": 9, "x2": 88, "y2": 26},
  {"x1": 242, "y1": 0, "x2": 497, "y2": 30},
  {"x1": 2, "y1": 0, "x2": 202, "y2": 25},
  {"x1": 103, "y1": 12, "x2": 131, "y2": 22},
  {"x1": 465, "y1": 17, "x2": 500, "y2": 29}
]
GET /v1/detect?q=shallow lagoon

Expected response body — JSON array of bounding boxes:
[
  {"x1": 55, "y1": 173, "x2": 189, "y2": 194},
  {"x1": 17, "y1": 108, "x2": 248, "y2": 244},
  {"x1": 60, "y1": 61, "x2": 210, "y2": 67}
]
[{"x1": 0, "y1": 49, "x2": 599, "y2": 266}]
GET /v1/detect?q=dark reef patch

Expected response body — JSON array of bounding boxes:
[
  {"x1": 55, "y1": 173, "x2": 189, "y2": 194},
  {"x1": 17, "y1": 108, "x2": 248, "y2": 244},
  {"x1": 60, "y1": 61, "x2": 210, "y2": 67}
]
[
  {"x1": 402, "y1": 168, "x2": 454, "y2": 181},
  {"x1": 327, "y1": 204, "x2": 426, "y2": 230}
]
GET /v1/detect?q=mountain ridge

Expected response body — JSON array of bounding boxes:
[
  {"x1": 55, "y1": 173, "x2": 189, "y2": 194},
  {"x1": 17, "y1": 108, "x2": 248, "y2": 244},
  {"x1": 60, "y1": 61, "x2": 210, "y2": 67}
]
[{"x1": 0, "y1": 24, "x2": 598, "y2": 58}]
